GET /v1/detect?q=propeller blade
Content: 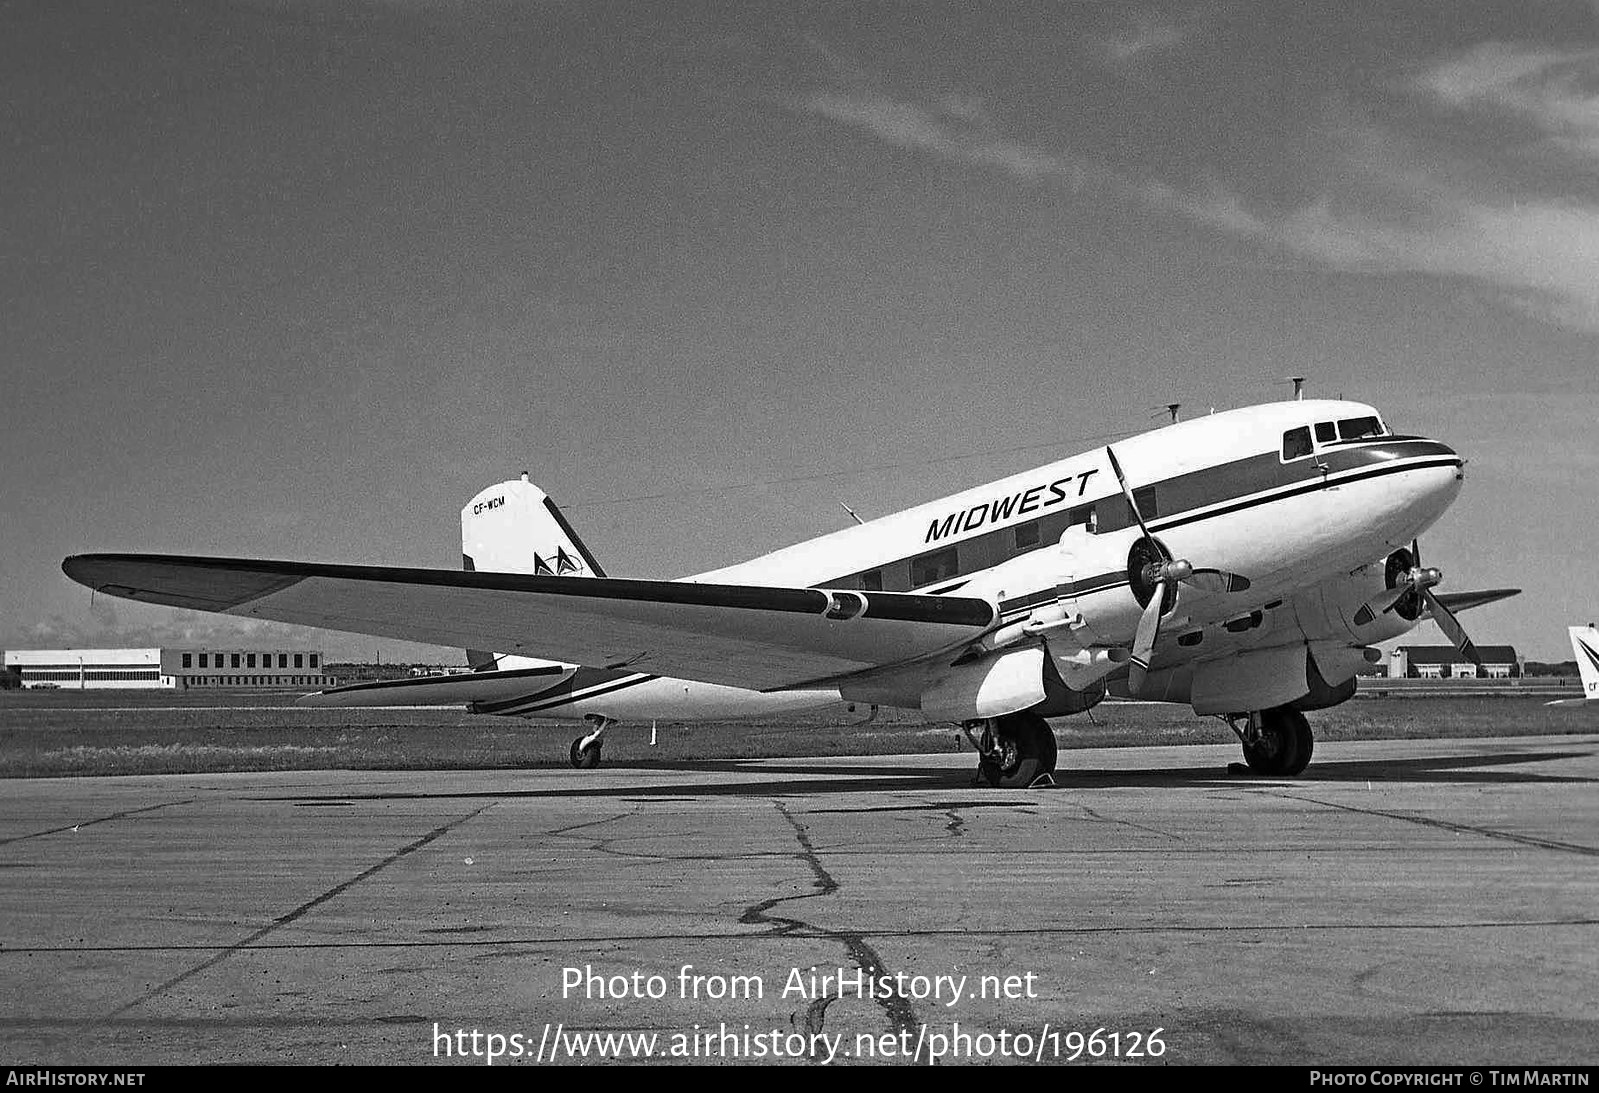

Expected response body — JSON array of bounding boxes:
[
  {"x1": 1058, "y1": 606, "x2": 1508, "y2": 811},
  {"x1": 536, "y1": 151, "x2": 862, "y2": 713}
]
[
  {"x1": 1127, "y1": 585, "x2": 1164, "y2": 694},
  {"x1": 1183, "y1": 568, "x2": 1251, "y2": 594},
  {"x1": 1105, "y1": 445, "x2": 1156, "y2": 544},
  {"x1": 1355, "y1": 583, "x2": 1411, "y2": 625},
  {"x1": 1422, "y1": 588, "x2": 1481, "y2": 666}
]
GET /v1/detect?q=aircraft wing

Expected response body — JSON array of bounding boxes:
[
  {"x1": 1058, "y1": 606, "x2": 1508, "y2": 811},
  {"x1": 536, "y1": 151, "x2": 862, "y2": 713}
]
[{"x1": 62, "y1": 554, "x2": 996, "y2": 691}]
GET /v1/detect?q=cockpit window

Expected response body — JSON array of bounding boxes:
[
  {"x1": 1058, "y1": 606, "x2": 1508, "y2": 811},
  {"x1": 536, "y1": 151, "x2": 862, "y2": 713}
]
[
  {"x1": 1337, "y1": 416, "x2": 1384, "y2": 440},
  {"x1": 1314, "y1": 421, "x2": 1336, "y2": 443},
  {"x1": 1281, "y1": 426, "x2": 1313, "y2": 461}
]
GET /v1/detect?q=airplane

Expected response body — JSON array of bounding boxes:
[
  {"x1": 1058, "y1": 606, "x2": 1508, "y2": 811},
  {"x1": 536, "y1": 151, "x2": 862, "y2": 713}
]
[
  {"x1": 62, "y1": 398, "x2": 1521, "y2": 788},
  {"x1": 1546, "y1": 626, "x2": 1599, "y2": 707}
]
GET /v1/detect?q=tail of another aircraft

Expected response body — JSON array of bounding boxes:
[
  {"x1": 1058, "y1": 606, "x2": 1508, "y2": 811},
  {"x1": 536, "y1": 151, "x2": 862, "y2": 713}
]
[
  {"x1": 460, "y1": 474, "x2": 606, "y2": 671},
  {"x1": 1570, "y1": 626, "x2": 1599, "y2": 702},
  {"x1": 1546, "y1": 625, "x2": 1599, "y2": 707}
]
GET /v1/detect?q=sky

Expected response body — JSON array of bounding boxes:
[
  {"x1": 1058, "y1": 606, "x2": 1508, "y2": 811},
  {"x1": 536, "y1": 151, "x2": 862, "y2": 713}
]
[{"x1": 2, "y1": 0, "x2": 1596, "y2": 662}]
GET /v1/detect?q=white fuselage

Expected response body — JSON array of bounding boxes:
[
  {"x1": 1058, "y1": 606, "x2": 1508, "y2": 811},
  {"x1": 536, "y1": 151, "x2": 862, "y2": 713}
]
[{"x1": 506, "y1": 399, "x2": 1463, "y2": 722}]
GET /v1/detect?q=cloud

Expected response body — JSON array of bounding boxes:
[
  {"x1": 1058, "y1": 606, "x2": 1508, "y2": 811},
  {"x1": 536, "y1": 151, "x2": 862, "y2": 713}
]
[
  {"x1": 804, "y1": 83, "x2": 1599, "y2": 333},
  {"x1": 1145, "y1": 182, "x2": 1599, "y2": 330},
  {"x1": 1416, "y1": 43, "x2": 1599, "y2": 162},
  {"x1": 803, "y1": 91, "x2": 1102, "y2": 188},
  {"x1": 1088, "y1": 13, "x2": 1191, "y2": 67}
]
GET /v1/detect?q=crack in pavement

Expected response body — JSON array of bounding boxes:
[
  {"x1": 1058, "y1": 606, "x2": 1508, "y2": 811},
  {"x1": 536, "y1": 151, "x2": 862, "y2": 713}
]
[
  {"x1": 0, "y1": 799, "x2": 198, "y2": 847},
  {"x1": 108, "y1": 804, "x2": 494, "y2": 1017},
  {"x1": 1273, "y1": 793, "x2": 1599, "y2": 857},
  {"x1": 740, "y1": 801, "x2": 920, "y2": 1060}
]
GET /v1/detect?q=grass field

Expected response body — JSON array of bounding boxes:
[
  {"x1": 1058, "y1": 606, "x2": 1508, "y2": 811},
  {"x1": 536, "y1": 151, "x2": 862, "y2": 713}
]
[{"x1": 0, "y1": 688, "x2": 1591, "y2": 778}]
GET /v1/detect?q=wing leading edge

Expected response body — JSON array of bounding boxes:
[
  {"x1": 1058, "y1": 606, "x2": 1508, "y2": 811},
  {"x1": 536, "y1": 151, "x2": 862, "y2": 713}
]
[{"x1": 62, "y1": 554, "x2": 996, "y2": 692}]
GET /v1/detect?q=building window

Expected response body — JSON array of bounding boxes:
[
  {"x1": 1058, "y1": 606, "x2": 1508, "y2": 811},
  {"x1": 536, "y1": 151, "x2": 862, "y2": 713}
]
[
  {"x1": 182, "y1": 653, "x2": 192, "y2": 668},
  {"x1": 247, "y1": 654, "x2": 255, "y2": 668},
  {"x1": 294, "y1": 654, "x2": 303, "y2": 668},
  {"x1": 231, "y1": 654, "x2": 240, "y2": 668},
  {"x1": 309, "y1": 654, "x2": 319, "y2": 669},
  {"x1": 199, "y1": 654, "x2": 209, "y2": 668},
  {"x1": 279, "y1": 654, "x2": 288, "y2": 668}
]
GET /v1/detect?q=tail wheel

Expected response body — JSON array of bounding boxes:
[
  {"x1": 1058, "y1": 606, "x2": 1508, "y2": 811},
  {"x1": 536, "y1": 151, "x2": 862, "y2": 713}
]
[
  {"x1": 1242, "y1": 707, "x2": 1313, "y2": 776},
  {"x1": 978, "y1": 712, "x2": 1058, "y2": 788}
]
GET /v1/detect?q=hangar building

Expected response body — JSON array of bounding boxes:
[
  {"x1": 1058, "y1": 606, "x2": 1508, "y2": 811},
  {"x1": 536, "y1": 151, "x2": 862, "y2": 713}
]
[
  {"x1": 1388, "y1": 645, "x2": 1522, "y2": 680},
  {"x1": 3, "y1": 648, "x2": 326, "y2": 690}
]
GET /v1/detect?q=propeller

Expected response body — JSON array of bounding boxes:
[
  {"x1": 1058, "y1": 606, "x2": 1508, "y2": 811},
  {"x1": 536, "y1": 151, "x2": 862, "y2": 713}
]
[
  {"x1": 1353, "y1": 541, "x2": 1481, "y2": 665},
  {"x1": 1106, "y1": 446, "x2": 1251, "y2": 693}
]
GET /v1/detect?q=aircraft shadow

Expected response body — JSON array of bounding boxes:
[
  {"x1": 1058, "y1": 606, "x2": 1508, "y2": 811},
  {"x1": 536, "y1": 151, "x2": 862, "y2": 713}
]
[{"x1": 265, "y1": 746, "x2": 1594, "y2": 803}]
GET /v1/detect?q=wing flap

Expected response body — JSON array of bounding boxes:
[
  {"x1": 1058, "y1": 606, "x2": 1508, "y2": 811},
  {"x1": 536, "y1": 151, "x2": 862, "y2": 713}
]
[{"x1": 63, "y1": 554, "x2": 996, "y2": 691}]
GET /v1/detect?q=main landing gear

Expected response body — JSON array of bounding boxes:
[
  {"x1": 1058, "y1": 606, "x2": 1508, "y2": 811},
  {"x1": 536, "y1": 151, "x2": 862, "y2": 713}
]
[
  {"x1": 963, "y1": 711, "x2": 1059, "y2": 788},
  {"x1": 1225, "y1": 706, "x2": 1314, "y2": 777},
  {"x1": 569, "y1": 714, "x2": 616, "y2": 769}
]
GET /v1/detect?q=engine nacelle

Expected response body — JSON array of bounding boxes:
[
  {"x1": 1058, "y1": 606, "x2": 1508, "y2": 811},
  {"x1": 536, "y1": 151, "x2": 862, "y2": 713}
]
[
  {"x1": 919, "y1": 644, "x2": 1107, "y2": 722},
  {"x1": 920, "y1": 646, "x2": 1047, "y2": 722},
  {"x1": 1056, "y1": 525, "x2": 1152, "y2": 647}
]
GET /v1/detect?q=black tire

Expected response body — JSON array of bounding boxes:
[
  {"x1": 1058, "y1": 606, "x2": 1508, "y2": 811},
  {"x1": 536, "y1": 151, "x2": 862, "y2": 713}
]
[
  {"x1": 978, "y1": 712, "x2": 1058, "y2": 788},
  {"x1": 1242, "y1": 707, "x2": 1308, "y2": 777},
  {"x1": 569, "y1": 737, "x2": 603, "y2": 769},
  {"x1": 1285, "y1": 709, "x2": 1314, "y2": 776}
]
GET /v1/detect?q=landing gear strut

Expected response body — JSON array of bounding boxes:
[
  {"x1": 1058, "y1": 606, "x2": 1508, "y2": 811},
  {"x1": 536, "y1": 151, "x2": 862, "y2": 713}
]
[
  {"x1": 1226, "y1": 706, "x2": 1314, "y2": 776},
  {"x1": 964, "y1": 711, "x2": 1059, "y2": 788},
  {"x1": 569, "y1": 714, "x2": 616, "y2": 769}
]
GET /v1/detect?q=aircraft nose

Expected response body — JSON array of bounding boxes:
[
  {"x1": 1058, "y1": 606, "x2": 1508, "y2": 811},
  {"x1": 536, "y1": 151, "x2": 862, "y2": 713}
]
[{"x1": 1408, "y1": 436, "x2": 1465, "y2": 522}]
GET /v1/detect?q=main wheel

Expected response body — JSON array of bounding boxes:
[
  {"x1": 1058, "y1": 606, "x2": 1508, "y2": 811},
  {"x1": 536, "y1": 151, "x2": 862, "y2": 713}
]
[
  {"x1": 569, "y1": 737, "x2": 603, "y2": 769},
  {"x1": 978, "y1": 712, "x2": 1058, "y2": 788},
  {"x1": 1242, "y1": 707, "x2": 1311, "y2": 776},
  {"x1": 1285, "y1": 709, "x2": 1314, "y2": 776}
]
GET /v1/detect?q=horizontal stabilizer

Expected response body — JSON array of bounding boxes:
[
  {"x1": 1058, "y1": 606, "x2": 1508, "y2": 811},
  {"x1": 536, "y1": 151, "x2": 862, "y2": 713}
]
[{"x1": 299, "y1": 664, "x2": 576, "y2": 708}]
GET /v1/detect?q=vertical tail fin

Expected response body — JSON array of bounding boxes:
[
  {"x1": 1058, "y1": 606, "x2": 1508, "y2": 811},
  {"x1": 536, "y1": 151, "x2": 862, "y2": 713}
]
[
  {"x1": 1571, "y1": 626, "x2": 1599, "y2": 702},
  {"x1": 460, "y1": 474, "x2": 606, "y2": 671}
]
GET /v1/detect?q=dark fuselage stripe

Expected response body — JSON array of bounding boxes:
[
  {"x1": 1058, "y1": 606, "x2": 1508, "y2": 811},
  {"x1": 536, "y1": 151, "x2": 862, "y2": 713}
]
[
  {"x1": 489, "y1": 671, "x2": 659, "y2": 715},
  {"x1": 991, "y1": 453, "x2": 1460, "y2": 615}
]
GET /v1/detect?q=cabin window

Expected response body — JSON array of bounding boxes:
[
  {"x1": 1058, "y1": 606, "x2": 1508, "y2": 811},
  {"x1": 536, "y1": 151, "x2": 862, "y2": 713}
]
[
  {"x1": 1281, "y1": 426, "x2": 1313, "y2": 461},
  {"x1": 1133, "y1": 485, "x2": 1158, "y2": 519},
  {"x1": 859, "y1": 569, "x2": 883, "y2": 592},
  {"x1": 1337, "y1": 416, "x2": 1383, "y2": 440},
  {"x1": 1014, "y1": 521, "x2": 1040, "y2": 551},
  {"x1": 910, "y1": 546, "x2": 959, "y2": 588},
  {"x1": 1315, "y1": 421, "x2": 1336, "y2": 443}
]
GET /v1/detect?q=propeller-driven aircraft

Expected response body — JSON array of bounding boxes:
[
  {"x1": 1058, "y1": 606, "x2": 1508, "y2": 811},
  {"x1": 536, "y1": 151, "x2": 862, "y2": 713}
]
[
  {"x1": 63, "y1": 398, "x2": 1518, "y2": 787},
  {"x1": 1546, "y1": 626, "x2": 1599, "y2": 707}
]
